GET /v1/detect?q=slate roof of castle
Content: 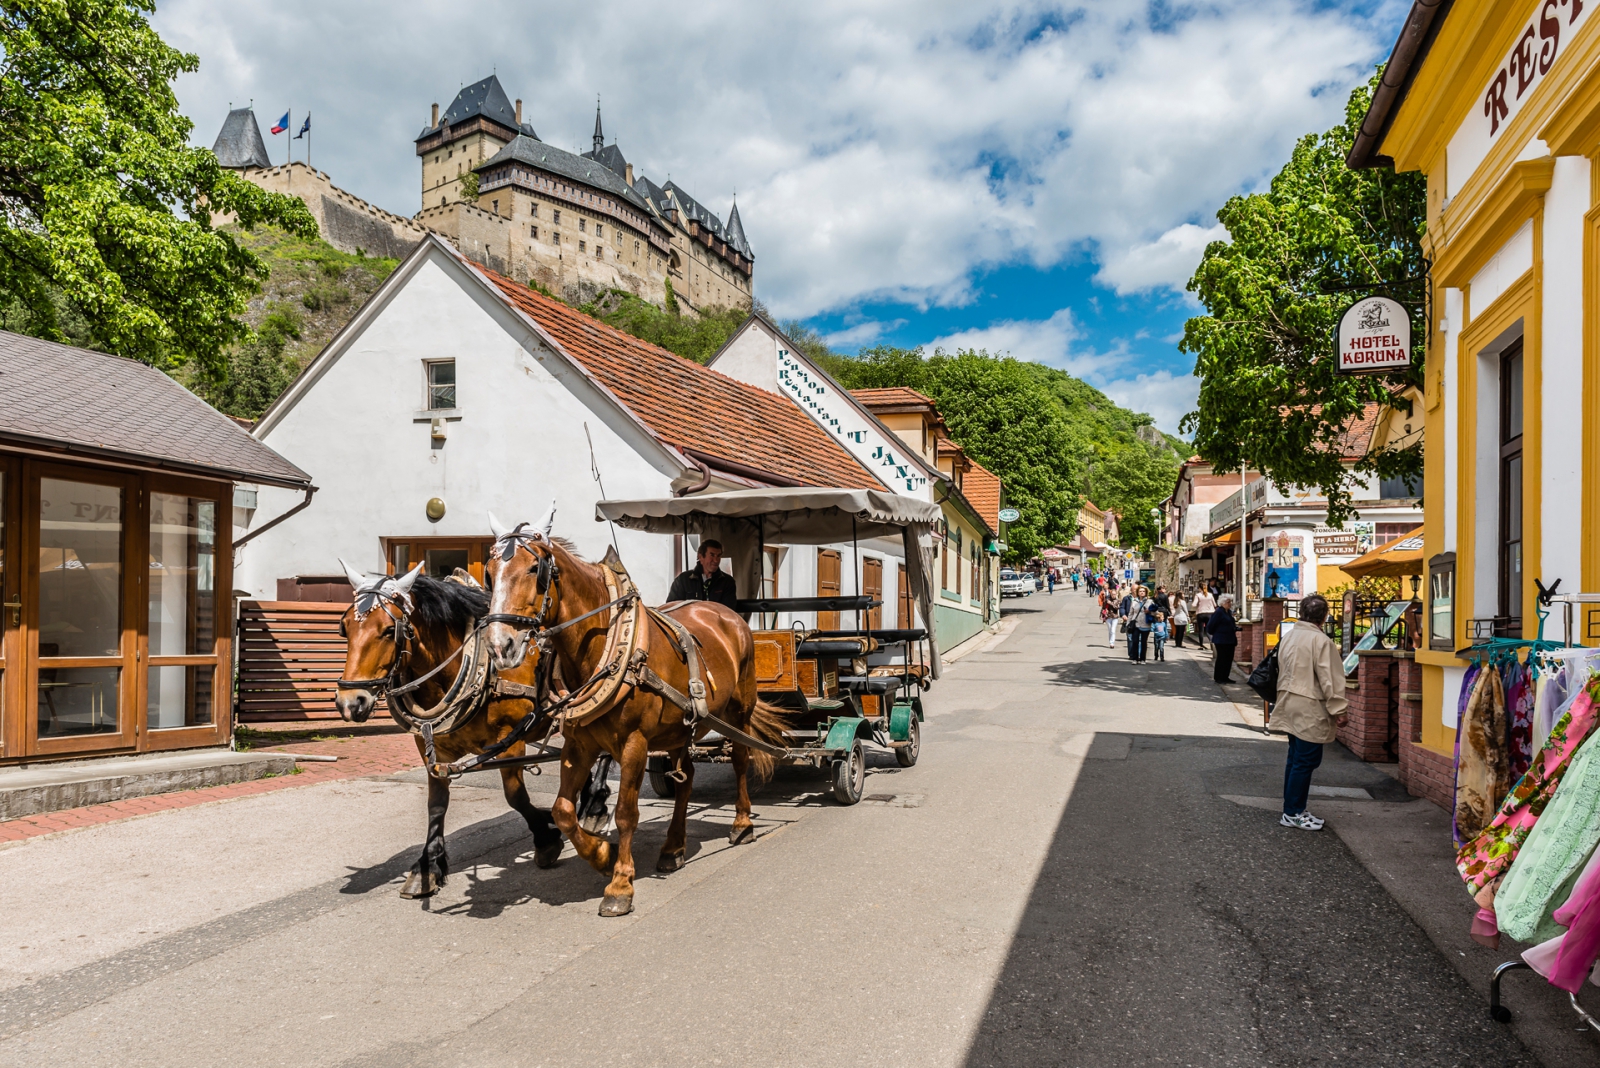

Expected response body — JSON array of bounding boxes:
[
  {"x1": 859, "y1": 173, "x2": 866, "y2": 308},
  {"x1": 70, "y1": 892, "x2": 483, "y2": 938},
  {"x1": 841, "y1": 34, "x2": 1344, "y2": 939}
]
[
  {"x1": 0, "y1": 331, "x2": 310, "y2": 487},
  {"x1": 472, "y1": 267, "x2": 881, "y2": 489},
  {"x1": 582, "y1": 143, "x2": 629, "y2": 179},
  {"x1": 480, "y1": 135, "x2": 654, "y2": 216},
  {"x1": 725, "y1": 200, "x2": 752, "y2": 258},
  {"x1": 418, "y1": 75, "x2": 538, "y2": 140},
  {"x1": 212, "y1": 107, "x2": 271, "y2": 169}
]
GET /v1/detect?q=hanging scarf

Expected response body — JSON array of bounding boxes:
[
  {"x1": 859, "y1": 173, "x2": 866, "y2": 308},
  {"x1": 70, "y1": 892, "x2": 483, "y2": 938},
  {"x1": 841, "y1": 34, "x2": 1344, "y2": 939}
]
[
  {"x1": 1455, "y1": 665, "x2": 1510, "y2": 846},
  {"x1": 1507, "y1": 659, "x2": 1536, "y2": 782},
  {"x1": 1457, "y1": 686, "x2": 1600, "y2": 904}
]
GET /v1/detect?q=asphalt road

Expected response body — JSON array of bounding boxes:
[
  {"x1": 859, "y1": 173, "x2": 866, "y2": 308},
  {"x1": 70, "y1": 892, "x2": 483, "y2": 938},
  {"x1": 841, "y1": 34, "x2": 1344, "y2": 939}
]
[{"x1": 0, "y1": 592, "x2": 1549, "y2": 1066}]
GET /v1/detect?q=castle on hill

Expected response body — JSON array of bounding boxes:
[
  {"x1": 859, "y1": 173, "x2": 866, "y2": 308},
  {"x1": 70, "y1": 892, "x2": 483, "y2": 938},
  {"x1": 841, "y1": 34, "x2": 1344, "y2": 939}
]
[{"x1": 213, "y1": 74, "x2": 753, "y2": 315}]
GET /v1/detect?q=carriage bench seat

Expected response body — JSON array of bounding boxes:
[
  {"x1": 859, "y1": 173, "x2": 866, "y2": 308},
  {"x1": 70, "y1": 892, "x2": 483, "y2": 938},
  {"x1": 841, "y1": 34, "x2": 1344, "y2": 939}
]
[
  {"x1": 838, "y1": 675, "x2": 901, "y2": 695},
  {"x1": 813, "y1": 628, "x2": 928, "y2": 644}
]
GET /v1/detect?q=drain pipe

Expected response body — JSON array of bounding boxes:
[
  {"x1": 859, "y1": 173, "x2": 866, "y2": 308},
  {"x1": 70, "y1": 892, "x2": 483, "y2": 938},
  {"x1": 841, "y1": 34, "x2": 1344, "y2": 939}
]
[
  {"x1": 234, "y1": 484, "x2": 318, "y2": 549},
  {"x1": 674, "y1": 457, "x2": 712, "y2": 497}
]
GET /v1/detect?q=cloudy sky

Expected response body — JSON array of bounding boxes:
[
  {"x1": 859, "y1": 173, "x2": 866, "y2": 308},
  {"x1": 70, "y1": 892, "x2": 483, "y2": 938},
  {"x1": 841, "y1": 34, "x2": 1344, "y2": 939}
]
[{"x1": 156, "y1": 0, "x2": 1407, "y2": 436}]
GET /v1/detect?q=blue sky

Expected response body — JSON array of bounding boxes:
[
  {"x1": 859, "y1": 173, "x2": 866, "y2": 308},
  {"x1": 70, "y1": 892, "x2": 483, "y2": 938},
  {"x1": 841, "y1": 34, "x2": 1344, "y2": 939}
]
[{"x1": 156, "y1": 0, "x2": 1411, "y2": 436}]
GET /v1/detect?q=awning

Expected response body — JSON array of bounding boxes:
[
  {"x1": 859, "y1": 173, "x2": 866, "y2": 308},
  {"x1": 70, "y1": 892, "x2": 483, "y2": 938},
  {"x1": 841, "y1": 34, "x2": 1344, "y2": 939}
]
[
  {"x1": 1341, "y1": 526, "x2": 1425, "y2": 580},
  {"x1": 596, "y1": 486, "x2": 940, "y2": 544}
]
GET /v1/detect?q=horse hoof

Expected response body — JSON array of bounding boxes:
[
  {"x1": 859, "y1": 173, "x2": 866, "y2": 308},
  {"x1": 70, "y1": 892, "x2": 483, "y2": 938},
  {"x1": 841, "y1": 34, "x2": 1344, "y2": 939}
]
[
  {"x1": 579, "y1": 812, "x2": 610, "y2": 836},
  {"x1": 534, "y1": 840, "x2": 564, "y2": 869},
  {"x1": 656, "y1": 851, "x2": 685, "y2": 873},
  {"x1": 728, "y1": 824, "x2": 756, "y2": 846},
  {"x1": 399, "y1": 871, "x2": 439, "y2": 899},
  {"x1": 599, "y1": 893, "x2": 634, "y2": 917}
]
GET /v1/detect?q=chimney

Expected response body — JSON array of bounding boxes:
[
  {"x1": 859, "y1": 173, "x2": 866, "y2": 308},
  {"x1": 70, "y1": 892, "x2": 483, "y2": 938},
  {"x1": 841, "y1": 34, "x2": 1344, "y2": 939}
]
[
  {"x1": 431, "y1": 103, "x2": 439, "y2": 128},
  {"x1": 515, "y1": 99, "x2": 522, "y2": 126},
  {"x1": 625, "y1": 162, "x2": 634, "y2": 186}
]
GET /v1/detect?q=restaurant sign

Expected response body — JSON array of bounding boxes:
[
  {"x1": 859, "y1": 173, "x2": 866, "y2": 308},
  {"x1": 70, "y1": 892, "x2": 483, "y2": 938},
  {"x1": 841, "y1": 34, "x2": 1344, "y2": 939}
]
[{"x1": 1337, "y1": 296, "x2": 1411, "y2": 374}]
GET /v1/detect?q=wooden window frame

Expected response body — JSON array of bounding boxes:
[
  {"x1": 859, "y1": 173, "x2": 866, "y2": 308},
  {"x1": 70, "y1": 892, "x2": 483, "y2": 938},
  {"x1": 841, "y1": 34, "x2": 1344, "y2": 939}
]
[
  {"x1": 817, "y1": 549, "x2": 842, "y2": 630},
  {"x1": 862, "y1": 556, "x2": 883, "y2": 630},
  {"x1": 382, "y1": 536, "x2": 494, "y2": 585},
  {"x1": 1498, "y1": 342, "x2": 1524, "y2": 636},
  {"x1": 1428, "y1": 552, "x2": 1457, "y2": 652}
]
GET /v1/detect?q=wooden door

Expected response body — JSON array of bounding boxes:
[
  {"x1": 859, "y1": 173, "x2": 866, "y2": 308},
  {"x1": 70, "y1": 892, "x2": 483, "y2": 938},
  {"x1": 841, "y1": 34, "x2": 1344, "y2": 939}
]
[
  {"x1": 898, "y1": 566, "x2": 915, "y2": 631},
  {"x1": 862, "y1": 557, "x2": 883, "y2": 630},
  {"x1": 817, "y1": 549, "x2": 841, "y2": 630},
  {"x1": 26, "y1": 463, "x2": 139, "y2": 756}
]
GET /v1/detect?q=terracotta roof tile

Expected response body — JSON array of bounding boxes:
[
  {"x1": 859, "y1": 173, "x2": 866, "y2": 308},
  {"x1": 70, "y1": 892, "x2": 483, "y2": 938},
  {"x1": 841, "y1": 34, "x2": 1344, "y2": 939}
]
[
  {"x1": 477, "y1": 268, "x2": 881, "y2": 489},
  {"x1": 850, "y1": 386, "x2": 937, "y2": 408},
  {"x1": 963, "y1": 458, "x2": 1002, "y2": 531}
]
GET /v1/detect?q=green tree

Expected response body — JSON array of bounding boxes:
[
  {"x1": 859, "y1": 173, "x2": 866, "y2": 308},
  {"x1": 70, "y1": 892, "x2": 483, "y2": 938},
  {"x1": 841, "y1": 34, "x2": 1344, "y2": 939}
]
[
  {"x1": 1181, "y1": 74, "x2": 1425, "y2": 525},
  {"x1": 190, "y1": 305, "x2": 302, "y2": 419},
  {"x1": 1090, "y1": 444, "x2": 1179, "y2": 551},
  {"x1": 581, "y1": 288, "x2": 749, "y2": 364},
  {"x1": 459, "y1": 172, "x2": 480, "y2": 201},
  {"x1": 837, "y1": 346, "x2": 1084, "y2": 561},
  {"x1": 0, "y1": 0, "x2": 317, "y2": 375}
]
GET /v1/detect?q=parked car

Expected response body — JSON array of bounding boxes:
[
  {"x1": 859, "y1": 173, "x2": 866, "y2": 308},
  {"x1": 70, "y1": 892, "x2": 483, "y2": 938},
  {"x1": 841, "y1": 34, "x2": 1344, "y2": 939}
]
[{"x1": 1000, "y1": 570, "x2": 1034, "y2": 598}]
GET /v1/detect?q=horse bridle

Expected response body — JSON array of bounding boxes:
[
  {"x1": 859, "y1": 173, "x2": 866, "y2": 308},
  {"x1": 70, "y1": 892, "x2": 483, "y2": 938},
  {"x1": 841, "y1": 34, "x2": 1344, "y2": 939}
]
[
  {"x1": 336, "y1": 596, "x2": 417, "y2": 695},
  {"x1": 481, "y1": 525, "x2": 563, "y2": 633}
]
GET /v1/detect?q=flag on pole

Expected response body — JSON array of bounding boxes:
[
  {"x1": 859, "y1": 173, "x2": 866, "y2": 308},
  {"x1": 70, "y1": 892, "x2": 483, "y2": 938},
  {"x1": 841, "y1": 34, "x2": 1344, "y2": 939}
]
[
  {"x1": 295, "y1": 115, "x2": 310, "y2": 139},
  {"x1": 270, "y1": 111, "x2": 289, "y2": 134}
]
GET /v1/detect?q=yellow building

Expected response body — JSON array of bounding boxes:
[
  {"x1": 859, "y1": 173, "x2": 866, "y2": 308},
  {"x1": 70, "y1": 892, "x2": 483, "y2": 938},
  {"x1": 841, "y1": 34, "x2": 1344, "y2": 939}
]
[
  {"x1": 1352, "y1": 0, "x2": 1600, "y2": 786},
  {"x1": 1077, "y1": 501, "x2": 1107, "y2": 547}
]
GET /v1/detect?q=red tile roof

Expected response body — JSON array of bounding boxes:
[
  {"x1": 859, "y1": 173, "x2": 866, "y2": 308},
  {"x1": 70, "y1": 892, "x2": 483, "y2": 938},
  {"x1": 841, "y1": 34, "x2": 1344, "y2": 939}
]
[
  {"x1": 477, "y1": 268, "x2": 882, "y2": 489},
  {"x1": 963, "y1": 458, "x2": 1002, "y2": 531},
  {"x1": 850, "y1": 386, "x2": 937, "y2": 408}
]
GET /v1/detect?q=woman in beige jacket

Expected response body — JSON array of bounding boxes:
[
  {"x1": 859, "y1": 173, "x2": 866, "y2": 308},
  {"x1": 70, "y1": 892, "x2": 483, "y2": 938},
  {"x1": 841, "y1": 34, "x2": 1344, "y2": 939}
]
[{"x1": 1273, "y1": 594, "x2": 1348, "y2": 831}]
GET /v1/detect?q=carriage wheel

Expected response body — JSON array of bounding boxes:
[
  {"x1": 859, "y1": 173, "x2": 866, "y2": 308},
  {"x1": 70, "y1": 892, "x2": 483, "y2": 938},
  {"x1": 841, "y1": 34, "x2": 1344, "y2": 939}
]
[
  {"x1": 647, "y1": 756, "x2": 676, "y2": 799},
  {"x1": 831, "y1": 740, "x2": 865, "y2": 805},
  {"x1": 895, "y1": 714, "x2": 921, "y2": 768}
]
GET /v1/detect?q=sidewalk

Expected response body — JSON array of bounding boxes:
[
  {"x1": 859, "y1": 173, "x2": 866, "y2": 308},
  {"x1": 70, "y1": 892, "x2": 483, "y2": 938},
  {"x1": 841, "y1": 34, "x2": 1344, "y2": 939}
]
[{"x1": 0, "y1": 723, "x2": 422, "y2": 847}]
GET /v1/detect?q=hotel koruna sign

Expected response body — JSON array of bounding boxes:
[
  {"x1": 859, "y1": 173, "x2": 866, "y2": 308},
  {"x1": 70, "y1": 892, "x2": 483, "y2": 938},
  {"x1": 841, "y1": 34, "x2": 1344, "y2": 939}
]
[{"x1": 1336, "y1": 296, "x2": 1411, "y2": 375}]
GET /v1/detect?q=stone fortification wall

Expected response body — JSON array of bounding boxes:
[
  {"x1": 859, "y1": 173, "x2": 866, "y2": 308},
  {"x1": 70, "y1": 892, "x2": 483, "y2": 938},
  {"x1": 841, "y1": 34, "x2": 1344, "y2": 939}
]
[{"x1": 235, "y1": 163, "x2": 426, "y2": 261}]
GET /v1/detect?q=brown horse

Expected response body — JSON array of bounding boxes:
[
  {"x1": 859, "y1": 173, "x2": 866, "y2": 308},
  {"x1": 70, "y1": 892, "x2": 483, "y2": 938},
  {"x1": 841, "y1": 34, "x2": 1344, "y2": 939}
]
[
  {"x1": 334, "y1": 563, "x2": 570, "y2": 898},
  {"x1": 482, "y1": 514, "x2": 788, "y2": 917}
]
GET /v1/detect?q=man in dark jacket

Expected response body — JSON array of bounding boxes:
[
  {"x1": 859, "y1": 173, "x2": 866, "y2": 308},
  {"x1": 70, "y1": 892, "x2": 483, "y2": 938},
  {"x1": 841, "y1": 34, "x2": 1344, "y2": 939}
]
[
  {"x1": 667, "y1": 540, "x2": 739, "y2": 610},
  {"x1": 1207, "y1": 594, "x2": 1239, "y2": 683}
]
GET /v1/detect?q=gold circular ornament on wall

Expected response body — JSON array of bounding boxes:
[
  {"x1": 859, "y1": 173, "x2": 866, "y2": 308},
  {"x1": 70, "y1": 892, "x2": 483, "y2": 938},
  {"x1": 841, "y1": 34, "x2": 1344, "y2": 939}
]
[{"x1": 426, "y1": 497, "x2": 447, "y2": 522}]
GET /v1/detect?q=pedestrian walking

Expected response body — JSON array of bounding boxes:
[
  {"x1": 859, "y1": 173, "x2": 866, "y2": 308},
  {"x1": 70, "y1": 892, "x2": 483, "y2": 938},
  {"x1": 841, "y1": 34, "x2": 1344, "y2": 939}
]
[
  {"x1": 1208, "y1": 594, "x2": 1238, "y2": 683},
  {"x1": 1100, "y1": 588, "x2": 1119, "y2": 647},
  {"x1": 1047, "y1": 569, "x2": 1056, "y2": 594},
  {"x1": 1192, "y1": 586, "x2": 1215, "y2": 651},
  {"x1": 1153, "y1": 585, "x2": 1171, "y2": 616},
  {"x1": 1152, "y1": 611, "x2": 1168, "y2": 661},
  {"x1": 1274, "y1": 594, "x2": 1347, "y2": 831},
  {"x1": 1071, "y1": 569, "x2": 1080, "y2": 591},
  {"x1": 1123, "y1": 585, "x2": 1153, "y2": 663},
  {"x1": 1171, "y1": 593, "x2": 1189, "y2": 649}
]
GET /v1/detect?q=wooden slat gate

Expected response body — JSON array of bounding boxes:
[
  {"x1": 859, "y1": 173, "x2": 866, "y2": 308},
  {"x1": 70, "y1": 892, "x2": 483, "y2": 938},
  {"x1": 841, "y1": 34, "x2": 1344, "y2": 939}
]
[{"x1": 236, "y1": 600, "x2": 348, "y2": 721}]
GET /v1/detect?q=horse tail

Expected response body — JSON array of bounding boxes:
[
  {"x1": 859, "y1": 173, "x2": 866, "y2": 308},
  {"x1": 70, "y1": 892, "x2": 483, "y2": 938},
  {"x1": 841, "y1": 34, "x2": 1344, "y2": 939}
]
[{"x1": 742, "y1": 698, "x2": 792, "y2": 783}]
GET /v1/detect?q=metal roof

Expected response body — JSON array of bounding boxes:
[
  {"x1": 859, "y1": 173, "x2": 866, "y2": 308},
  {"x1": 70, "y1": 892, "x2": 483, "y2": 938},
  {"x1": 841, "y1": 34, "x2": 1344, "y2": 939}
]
[
  {"x1": 479, "y1": 134, "x2": 654, "y2": 215},
  {"x1": 0, "y1": 331, "x2": 312, "y2": 487},
  {"x1": 212, "y1": 108, "x2": 271, "y2": 169}
]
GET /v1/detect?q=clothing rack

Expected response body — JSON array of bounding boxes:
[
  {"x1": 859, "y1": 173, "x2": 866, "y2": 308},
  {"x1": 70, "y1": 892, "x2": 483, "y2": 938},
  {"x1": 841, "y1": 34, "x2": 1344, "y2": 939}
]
[{"x1": 1485, "y1": 592, "x2": 1600, "y2": 1031}]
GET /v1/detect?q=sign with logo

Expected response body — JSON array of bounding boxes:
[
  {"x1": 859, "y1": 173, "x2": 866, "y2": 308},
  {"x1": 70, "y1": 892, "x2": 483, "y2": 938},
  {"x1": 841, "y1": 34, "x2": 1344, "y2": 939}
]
[
  {"x1": 998, "y1": 507, "x2": 1020, "y2": 523},
  {"x1": 1262, "y1": 532, "x2": 1304, "y2": 599},
  {"x1": 1337, "y1": 297, "x2": 1411, "y2": 374}
]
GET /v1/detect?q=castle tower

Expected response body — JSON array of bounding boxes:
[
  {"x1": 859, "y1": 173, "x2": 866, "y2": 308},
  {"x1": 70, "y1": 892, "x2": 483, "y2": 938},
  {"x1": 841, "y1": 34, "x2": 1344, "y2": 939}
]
[
  {"x1": 212, "y1": 107, "x2": 271, "y2": 169},
  {"x1": 415, "y1": 75, "x2": 537, "y2": 211},
  {"x1": 593, "y1": 98, "x2": 604, "y2": 155}
]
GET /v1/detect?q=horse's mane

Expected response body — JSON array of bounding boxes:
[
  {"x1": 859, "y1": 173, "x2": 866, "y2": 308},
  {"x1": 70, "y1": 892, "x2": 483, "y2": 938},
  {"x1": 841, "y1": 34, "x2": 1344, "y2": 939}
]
[
  {"x1": 549, "y1": 536, "x2": 584, "y2": 561},
  {"x1": 409, "y1": 575, "x2": 489, "y2": 632}
]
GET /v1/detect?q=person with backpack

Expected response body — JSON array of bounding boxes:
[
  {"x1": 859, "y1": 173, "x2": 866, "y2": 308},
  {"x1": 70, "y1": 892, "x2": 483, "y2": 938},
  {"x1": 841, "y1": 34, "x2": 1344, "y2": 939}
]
[{"x1": 1272, "y1": 594, "x2": 1347, "y2": 831}]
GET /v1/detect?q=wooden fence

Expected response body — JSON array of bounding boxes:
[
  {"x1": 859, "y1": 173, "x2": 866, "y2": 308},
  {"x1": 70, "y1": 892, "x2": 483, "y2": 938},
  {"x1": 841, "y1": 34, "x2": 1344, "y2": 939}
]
[{"x1": 236, "y1": 600, "x2": 348, "y2": 721}]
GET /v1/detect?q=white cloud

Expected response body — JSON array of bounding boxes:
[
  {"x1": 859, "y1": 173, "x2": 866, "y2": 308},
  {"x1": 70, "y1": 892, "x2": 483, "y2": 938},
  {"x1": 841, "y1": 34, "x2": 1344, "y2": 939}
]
[
  {"x1": 928, "y1": 308, "x2": 1199, "y2": 436},
  {"x1": 823, "y1": 318, "x2": 906, "y2": 348},
  {"x1": 1098, "y1": 370, "x2": 1201, "y2": 442},
  {"x1": 155, "y1": 0, "x2": 1388, "y2": 318},
  {"x1": 1096, "y1": 223, "x2": 1228, "y2": 295}
]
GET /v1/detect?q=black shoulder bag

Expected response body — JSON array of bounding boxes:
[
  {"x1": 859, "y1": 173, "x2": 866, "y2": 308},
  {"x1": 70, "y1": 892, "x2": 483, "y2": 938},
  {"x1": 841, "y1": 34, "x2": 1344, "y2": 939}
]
[{"x1": 1247, "y1": 647, "x2": 1280, "y2": 704}]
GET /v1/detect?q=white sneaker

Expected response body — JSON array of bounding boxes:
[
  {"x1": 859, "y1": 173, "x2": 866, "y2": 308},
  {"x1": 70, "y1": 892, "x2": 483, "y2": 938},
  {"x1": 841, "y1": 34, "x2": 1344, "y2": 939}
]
[{"x1": 1280, "y1": 811, "x2": 1324, "y2": 831}]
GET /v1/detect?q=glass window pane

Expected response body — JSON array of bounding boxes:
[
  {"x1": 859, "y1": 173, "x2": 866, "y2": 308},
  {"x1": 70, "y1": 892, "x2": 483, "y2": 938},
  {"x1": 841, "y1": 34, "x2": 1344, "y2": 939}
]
[
  {"x1": 423, "y1": 547, "x2": 469, "y2": 578},
  {"x1": 391, "y1": 543, "x2": 410, "y2": 574},
  {"x1": 1507, "y1": 456, "x2": 1523, "y2": 541},
  {"x1": 149, "y1": 494, "x2": 216, "y2": 656},
  {"x1": 427, "y1": 361, "x2": 456, "y2": 410},
  {"x1": 1506, "y1": 353, "x2": 1524, "y2": 439},
  {"x1": 148, "y1": 665, "x2": 213, "y2": 729},
  {"x1": 39, "y1": 666, "x2": 119, "y2": 736},
  {"x1": 39, "y1": 479, "x2": 122, "y2": 658}
]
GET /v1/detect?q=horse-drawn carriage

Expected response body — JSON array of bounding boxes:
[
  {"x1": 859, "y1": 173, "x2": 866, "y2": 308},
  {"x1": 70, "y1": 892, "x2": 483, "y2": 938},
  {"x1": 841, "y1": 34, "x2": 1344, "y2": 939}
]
[{"x1": 595, "y1": 486, "x2": 943, "y2": 805}]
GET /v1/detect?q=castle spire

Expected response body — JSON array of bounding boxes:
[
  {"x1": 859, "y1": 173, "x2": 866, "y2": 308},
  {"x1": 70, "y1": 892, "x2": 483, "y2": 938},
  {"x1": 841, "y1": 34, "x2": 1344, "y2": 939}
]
[{"x1": 593, "y1": 96, "x2": 604, "y2": 154}]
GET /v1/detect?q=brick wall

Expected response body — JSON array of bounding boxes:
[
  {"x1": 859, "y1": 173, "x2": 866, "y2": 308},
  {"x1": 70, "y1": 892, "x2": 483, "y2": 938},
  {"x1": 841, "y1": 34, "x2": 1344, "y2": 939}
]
[
  {"x1": 1394, "y1": 653, "x2": 1454, "y2": 810},
  {"x1": 1338, "y1": 650, "x2": 1398, "y2": 762},
  {"x1": 1237, "y1": 621, "x2": 1256, "y2": 663}
]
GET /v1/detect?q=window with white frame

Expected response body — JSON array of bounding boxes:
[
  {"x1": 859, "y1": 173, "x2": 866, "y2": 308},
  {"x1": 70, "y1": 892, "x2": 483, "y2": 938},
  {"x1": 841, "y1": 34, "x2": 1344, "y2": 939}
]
[{"x1": 425, "y1": 359, "x2": 456, "y2": 410}]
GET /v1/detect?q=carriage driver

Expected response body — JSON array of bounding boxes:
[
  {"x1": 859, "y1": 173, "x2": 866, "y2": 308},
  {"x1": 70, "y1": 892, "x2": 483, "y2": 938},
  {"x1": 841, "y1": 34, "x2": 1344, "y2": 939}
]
[{"x1": 667, "y1": 539, "x2": 739, "y2": 611}]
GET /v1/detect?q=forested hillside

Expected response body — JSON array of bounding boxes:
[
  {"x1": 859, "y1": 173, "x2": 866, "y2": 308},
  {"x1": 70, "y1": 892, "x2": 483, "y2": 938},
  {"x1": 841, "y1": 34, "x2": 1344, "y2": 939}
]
[{"x1": 180, "y1": 225, "x2": 398, "y2": 418}]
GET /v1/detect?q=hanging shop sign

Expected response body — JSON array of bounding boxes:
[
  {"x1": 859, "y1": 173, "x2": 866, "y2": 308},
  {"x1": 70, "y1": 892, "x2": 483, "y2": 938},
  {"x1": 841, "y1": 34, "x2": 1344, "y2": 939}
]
[
  {"x1": 1337, "y1": 296, "x2": 1411, "y2": 374},
  {"x1": 998, "y1": 507, "x2": 1020, "y2": 523}
]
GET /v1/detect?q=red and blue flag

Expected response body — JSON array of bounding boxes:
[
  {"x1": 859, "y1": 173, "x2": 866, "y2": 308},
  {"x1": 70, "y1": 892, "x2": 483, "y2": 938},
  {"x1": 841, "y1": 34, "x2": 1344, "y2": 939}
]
[{"x1": 270, "y1": 111, "x2": 289, "y2": 134}]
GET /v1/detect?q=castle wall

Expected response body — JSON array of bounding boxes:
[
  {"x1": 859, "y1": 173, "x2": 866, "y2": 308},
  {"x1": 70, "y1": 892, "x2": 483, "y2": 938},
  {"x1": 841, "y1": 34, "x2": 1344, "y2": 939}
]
[{"x1": 233, "y1": 163, "x2": 426, "y2": 260}]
